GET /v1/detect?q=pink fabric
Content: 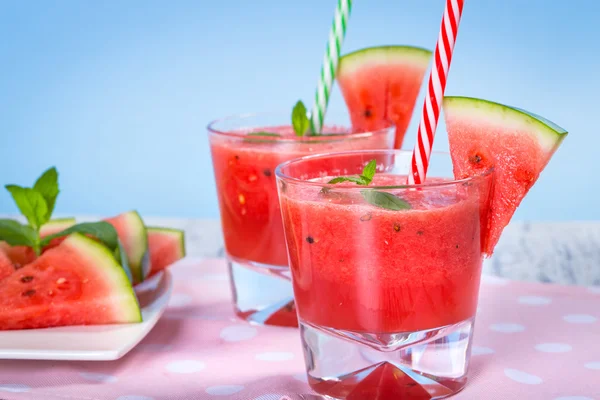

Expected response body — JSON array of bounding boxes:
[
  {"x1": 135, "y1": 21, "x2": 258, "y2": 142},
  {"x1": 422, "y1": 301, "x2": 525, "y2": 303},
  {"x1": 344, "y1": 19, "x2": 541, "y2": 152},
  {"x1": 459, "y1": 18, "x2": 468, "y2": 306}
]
[{"x1": 0, "y1": 258, "x2": 599, "y2": 400}]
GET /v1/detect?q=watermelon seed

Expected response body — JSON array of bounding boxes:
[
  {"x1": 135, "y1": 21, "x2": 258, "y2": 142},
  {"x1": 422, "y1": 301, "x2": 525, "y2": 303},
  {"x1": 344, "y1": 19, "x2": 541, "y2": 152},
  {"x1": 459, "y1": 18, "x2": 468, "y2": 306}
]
[
  {"x1": 339, "y1": 258, "x2": 344, "y2": 263},
  {"x1": 56, "y1": 278, "x2": 67, "y2": 285},
  {"x1": 306, "y1": 236, "x2": 315, "y2": 244},
  {"x1": 469, "y1": 153, "x2": 483, "y2": 164},
  {"x1": 364, "y1": 108, "x2": 372, "y2": 118},
  {"x1": 360, "y1": 213, "x2": 372, "y2": 222},
  {"x1": 393, "y1": 223, "x2": 401, "y2": 232},
  {"x1": 22, "y1": 289, "x2": 36, "y2": 297},
  {"x1": 20, "y1": 276, "x2": 33, "y2": 283},
  {"x1": 235, "y1": 155, "x2": 240, "y2": 160},
  {"x1": 417, "y1": 230, "x2": 424, "y2": 236},
  {"x1": 455, "y1": 244, "x2": 459, "y2": 249},
  {"x1": 263, "y1": 169, "x2": 272, "y2": 177},
  {"x1": 238, "y1": 194, "x2": 246, "y2": 205}
]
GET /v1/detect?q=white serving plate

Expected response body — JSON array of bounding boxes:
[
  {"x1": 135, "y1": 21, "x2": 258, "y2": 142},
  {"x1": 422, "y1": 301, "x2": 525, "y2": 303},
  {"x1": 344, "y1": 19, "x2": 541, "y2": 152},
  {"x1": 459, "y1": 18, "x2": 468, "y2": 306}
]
[{"x1": 0, "y1": 270, "x2": 173, "y2": 361}]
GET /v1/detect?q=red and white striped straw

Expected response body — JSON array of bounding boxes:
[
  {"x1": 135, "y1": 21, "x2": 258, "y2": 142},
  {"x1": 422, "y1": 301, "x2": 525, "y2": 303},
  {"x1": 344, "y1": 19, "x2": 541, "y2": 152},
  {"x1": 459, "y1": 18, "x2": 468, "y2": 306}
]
[{"x1": 408, "y1": 0, "x2": 464, "y2": 185}]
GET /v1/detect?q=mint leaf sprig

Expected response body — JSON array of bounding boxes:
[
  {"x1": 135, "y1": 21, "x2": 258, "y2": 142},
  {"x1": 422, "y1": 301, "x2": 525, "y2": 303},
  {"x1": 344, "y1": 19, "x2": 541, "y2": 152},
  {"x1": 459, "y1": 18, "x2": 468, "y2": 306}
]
[
  {"x1": 292, "y1": 101, "x2": 311, "y2": 136},
  {"x1": 1, "y1": 168, "x2": 120, "y2": 256},
  {"x1": 328, "y1": 159, "x2": 377, "y2": 185},
  {"x1": 323, "y1": 159, "x2": 412, "y2": 211}
]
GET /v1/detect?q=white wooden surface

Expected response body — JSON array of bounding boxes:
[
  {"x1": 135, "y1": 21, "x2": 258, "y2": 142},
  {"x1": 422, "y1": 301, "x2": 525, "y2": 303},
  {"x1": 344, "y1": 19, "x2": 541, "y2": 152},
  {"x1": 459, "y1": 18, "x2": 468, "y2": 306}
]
[{"x1": 143, "y1": 217, "x2": 600, "y2": 287}]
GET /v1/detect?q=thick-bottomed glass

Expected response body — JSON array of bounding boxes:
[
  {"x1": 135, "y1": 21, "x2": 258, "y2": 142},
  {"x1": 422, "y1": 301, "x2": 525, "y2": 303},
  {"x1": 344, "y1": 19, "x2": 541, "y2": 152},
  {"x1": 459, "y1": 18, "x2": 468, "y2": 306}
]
[
  {"x1": 208, "y1": 113, "x2": 394, "y2": 327},
  {"x1": 276, "y1": 150, "x2": 493, "y2": 398}
]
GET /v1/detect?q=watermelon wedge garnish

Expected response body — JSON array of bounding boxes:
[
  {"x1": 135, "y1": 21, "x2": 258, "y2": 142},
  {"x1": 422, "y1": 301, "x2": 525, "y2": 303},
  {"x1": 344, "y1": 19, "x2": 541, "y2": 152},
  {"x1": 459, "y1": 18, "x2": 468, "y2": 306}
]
[
  {"x1": 337, "y1": 45, "x2": 432, "y2": 148},
  {"x1": 444, "y1": 96, "x2": 567, "y2": 254},
  {"x1": 105, "y1": 211, "x2": 150, "y2": 284},
  {"x1": 147, "y1": 227, "x2": 186, "y2": 277},
  {"x1": 0, "y1": 233, "x2": 141, "y2": 330}
]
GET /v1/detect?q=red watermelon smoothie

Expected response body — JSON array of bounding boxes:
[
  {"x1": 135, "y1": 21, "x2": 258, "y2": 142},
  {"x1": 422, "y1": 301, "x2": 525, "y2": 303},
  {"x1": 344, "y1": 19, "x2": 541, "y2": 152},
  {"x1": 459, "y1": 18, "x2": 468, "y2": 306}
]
[
  {"x1": 208, "y1": 113, "x2": 394, "y2": 327},
  {"x1": 276, "y1": 150, "x2": 493, "y2": 399}
]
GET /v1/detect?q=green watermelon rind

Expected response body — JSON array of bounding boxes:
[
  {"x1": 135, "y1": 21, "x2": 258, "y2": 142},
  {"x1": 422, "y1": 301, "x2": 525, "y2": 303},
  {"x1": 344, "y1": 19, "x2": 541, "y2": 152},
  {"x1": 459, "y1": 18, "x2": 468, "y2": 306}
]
[
  {"x1": 338, "y1": 45, "x2": 432, "y2": 75},
  {"x1": 442, "y1": 96, "x2": 568, "y2": 153},
  {"x1": 107, "y1": 211, "x2": 149, "y2": 284},
  {"x1": 66, "y1": 233, "x2": 142, "y2": 322},
  {"x1": 147, "y1": 226, "x2": 186, "y2": 258},
  {"x1": 40, "y1": 218, "x2": 76, "y2": 236},
  {"x1": 123, "y1": 211, "x2": 150, "y2": 284}
]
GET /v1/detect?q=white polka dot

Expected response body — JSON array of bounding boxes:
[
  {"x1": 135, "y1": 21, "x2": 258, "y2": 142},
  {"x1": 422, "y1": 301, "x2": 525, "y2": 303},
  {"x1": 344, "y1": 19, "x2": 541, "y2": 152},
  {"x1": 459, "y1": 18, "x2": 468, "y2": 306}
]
[
  {"x1": 136, "y1": 343, "x2": 173, "y2": 352},
  {"x1": 518, "y1": 295, "x2": 552, "y2": 305},
  {"x1": 165, "y1": 360, "x2": 206, "y2": 373},
  {"x1": 554, "y1": 397, "x2": 595, "y2": 400},
  {"x1": 535, "y1": 343, "x2": 572, "y2": 353},
  {"x1": 168, "y1": 293, "x2": 193, "y2": 308},
  {"x1": 254, "y1": 395, "x2": 287, "y2": 400},
  {"x1": 116, "y1": 396, "x2": 156, "y2": 400},
  {"x1": 481, "y1": 274, "x2": 509, "y2": 285},
  {"x1": 201, "y1": 273, "x2": 229, "y2": 281},
  {"x1": 471, "y1": 346, "x2": 495, "y2": 356},
  {"x1": 205, "y1": 385, "x2": 245, "y2": 396},
  {"x1": 220, "y1": 325, "x2": 258, "y2": 342},
  {"x1": 584, "y1": 361, "x2": 600, "y2": 370},
  {"x1": 79, "y1": 372, "x2": 118, "y2": 383},
  {"x1": 490, "y1": 323, "x2": 525, "y2": 333},
  {"x1": 255, "y1": 352, "x2": 295, "y2": 362},
  {"x1": 0, "y1": 384, "x2": 31, "y2": 393},
  {"x1": 563, "y1": 314, "x2": 597, "y2": 324},
  {"x1": 588, "y1": 286, "x2": 600, "y2": 294},
  {"x1": 504, "y1": 368, "x2": 543, "y2": 385},
  {"x1": 293, "y1": 373, "x2": 308, "y2": 383}
]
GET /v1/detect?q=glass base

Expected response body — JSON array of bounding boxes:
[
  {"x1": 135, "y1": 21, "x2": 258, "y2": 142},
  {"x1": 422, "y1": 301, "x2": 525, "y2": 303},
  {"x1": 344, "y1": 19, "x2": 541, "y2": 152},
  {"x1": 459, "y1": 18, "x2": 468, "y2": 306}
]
[
  {"x1": 227, "y1": 256, "x2": 298, "y2": 327},
  {"x1": 300, "y1": 317, "x2": 475, "y2": 399}
]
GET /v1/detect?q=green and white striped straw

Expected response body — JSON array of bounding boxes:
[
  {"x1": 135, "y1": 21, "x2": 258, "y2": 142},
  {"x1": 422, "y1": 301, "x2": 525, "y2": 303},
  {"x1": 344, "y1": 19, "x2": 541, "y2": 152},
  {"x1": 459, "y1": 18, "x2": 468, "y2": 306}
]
[{"x1": 310, "y1": 0, "x2": 352, "y2": 134}]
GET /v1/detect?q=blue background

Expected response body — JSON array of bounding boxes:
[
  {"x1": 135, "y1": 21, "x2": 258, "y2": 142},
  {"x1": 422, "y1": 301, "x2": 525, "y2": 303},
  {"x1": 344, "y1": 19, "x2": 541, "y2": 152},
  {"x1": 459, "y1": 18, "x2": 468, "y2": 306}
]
[{"x1": 0, "y1": 0, "x2": 597, "y2": 220}]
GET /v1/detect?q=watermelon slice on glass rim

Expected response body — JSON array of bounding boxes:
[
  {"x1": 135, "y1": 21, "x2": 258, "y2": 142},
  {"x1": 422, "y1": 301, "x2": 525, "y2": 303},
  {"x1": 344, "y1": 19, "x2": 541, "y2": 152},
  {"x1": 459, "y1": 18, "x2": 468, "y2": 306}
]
[
  {"x1": 337, "y1": 45, "x2": 432, "y2": 148},
  {"x1": 443, "y1": 96, "x2": 568, "y2": 254}
]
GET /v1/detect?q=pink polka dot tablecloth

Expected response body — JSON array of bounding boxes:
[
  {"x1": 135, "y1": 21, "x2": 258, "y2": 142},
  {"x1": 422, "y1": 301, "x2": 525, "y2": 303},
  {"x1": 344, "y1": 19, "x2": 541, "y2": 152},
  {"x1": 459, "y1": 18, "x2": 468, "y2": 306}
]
[{"x1": 1, "y1": 258, "x2": 599, "y2": 400}]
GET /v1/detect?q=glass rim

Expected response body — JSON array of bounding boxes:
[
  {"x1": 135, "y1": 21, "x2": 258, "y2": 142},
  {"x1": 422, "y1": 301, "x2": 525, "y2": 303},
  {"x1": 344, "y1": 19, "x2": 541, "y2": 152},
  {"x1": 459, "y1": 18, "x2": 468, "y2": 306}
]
[
  {"x1": 274, "y1": 149, "x2": 495, "y2": 190},
  {"x1": 206, "y1": 111, "x2": 395, "y2": 143}
]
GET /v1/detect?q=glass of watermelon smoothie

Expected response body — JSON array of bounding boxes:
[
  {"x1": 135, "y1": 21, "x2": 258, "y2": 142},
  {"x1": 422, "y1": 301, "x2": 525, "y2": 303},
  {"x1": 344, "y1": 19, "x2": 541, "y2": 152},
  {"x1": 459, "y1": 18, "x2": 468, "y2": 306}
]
[
  {"x1": 275, "y1": 149, "x2": 494, "y2": 399},
  {"x1": 208, "y1": 112, "x2": 395, "y2": 327}
]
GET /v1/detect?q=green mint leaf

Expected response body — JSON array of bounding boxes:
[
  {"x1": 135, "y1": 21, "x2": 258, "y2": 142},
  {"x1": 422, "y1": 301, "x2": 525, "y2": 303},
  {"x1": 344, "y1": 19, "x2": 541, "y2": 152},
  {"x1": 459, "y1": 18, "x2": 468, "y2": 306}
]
[
  {"x1": 5, "y1": 185, "x2": 49, "y2": 230},
  {"x1": 360, "y1": 190, "x2": 411, "y2": 211},
  {"x1": 361, "y1": 160, "x2": 377, "y2": 184},
  {"x1": 33, "y1": 167, "x2": 59, "y2": 220},
  {"x1": 40, "y1": 221, "x2": 118, "y2": 250},
  {"x1": 292, "y1": 100, "x2": 310, "y2": 136},
  {"x1": 327, "y1": 176, "x2": 368, "y2": 185},
  {"x1": 247, "y1": 132, "x2": 281, "y2": 137},
  {"x1": 0, "y1": 219, "x2": 38, "y2": 247}
]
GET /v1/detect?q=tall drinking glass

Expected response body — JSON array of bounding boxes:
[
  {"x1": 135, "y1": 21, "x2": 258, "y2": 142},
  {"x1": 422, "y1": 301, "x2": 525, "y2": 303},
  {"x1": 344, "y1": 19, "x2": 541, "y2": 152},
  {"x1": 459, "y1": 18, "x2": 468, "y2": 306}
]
[
  {"x1": 208, "y1": 113, "x2": 394, "y2": 327},
  {"x1": 276, "y1": 149, "x2": 493, "y2": 398}
]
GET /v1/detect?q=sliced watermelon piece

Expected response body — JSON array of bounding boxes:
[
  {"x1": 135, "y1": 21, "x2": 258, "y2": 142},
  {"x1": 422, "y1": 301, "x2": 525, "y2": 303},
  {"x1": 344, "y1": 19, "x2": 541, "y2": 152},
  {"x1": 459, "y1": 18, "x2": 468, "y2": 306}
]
[
  {"x1": 337, "y1": 45, "x2": 432, "y2": 148},
  {"x1": 147, "y1": 227, "x2": 185, "y2": 276},
  {"x1": 444, "y1": 96, "x2": 567, "y2": 254},
  {"x1": 40, "y1": 217, "x2": 76, "y2": 249},
  {"x1": 0, "y1": 218, "x2": 77, "y2": 268},
  {"x1": 105, "y1": 211, "x2": 150, "y2": 284},
  {"x1": 0, "y1": 233, "x2": 141, "y2": 330},
  {"x1": 40, "y1": 217, "x2": 76, "y2": 237},
  {"x1": 0, "y1": 247, "x2": 13, "y2": 281}
]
